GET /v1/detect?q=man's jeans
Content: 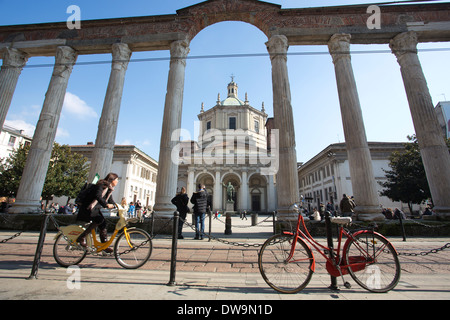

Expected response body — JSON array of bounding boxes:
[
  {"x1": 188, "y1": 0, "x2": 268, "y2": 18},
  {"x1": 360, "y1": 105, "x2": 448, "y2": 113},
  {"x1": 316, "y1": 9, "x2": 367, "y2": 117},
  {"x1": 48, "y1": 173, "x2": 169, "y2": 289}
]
[{"x1": 194, "y1": 212, "x2": 205, "y2": 238}]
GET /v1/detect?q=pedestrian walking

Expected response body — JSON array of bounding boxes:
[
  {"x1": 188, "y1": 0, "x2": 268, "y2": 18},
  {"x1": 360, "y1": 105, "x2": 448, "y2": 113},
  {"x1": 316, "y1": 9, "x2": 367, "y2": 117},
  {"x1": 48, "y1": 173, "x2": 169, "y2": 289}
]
[
  {"x1": 190, "y1": 184, "x2": 210, "y2": 240},
  {"x1": 171, "y1": 187, "x2": 190, "y2": 239}
]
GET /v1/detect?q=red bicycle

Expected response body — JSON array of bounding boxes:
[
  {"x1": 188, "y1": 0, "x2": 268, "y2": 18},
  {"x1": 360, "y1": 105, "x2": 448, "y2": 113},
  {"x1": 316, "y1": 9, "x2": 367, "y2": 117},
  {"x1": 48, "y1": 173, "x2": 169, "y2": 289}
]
[{"x1": 258, "y1": 206, "x2": 401, "y2": 293}]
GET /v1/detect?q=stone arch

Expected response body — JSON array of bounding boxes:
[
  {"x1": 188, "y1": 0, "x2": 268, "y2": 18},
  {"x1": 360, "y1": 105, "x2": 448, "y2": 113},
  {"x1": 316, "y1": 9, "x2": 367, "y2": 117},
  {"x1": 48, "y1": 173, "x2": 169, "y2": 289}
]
[
  {"x1": 177, "y1": 0, "x2": 281, "y2": 41},
  {"x1": 248, "y1": 172, "x2": 268, "y2": 212}
]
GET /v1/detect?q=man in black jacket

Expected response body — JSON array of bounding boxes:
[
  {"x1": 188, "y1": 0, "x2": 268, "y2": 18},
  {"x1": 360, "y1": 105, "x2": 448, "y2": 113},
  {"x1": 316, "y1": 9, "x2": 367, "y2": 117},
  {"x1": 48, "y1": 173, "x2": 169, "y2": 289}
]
[
  {"x1": 171, "y1": 187, "x2": 189, "y2": 239},
  {"x1": 190, "y1": 184, "x2": 210, "y2": 240}
]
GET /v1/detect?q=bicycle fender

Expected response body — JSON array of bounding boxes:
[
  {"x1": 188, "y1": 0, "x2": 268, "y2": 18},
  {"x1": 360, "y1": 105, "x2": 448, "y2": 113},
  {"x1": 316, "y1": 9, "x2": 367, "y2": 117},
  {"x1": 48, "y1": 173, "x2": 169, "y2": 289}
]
[{"x1": 57, "y1": 224, "x2": 93, "y2": 247}]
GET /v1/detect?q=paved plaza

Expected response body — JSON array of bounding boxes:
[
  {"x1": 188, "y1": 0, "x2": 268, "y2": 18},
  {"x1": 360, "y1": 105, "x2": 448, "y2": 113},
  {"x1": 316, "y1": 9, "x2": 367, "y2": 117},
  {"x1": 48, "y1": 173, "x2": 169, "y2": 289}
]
[{"x1": 0, "y1": 215, "x2": 449, "y2": 304}]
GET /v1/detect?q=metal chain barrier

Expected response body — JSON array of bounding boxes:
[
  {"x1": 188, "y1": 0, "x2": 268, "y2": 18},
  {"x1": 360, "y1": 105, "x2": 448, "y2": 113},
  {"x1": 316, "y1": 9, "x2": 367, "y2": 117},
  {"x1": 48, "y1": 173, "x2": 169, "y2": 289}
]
[
  {"x1": 1, "y1": 212, "x2": 450, "y2": 257},
  {"x1": 214, "y1": 214, "x2": 272, "y2": 228},
  {"x1": 181, "y1": 216, "x2": 265, "y2": 247},
  {"x1": 396, "y1": 242, "x2": 450, "y2": 256}
]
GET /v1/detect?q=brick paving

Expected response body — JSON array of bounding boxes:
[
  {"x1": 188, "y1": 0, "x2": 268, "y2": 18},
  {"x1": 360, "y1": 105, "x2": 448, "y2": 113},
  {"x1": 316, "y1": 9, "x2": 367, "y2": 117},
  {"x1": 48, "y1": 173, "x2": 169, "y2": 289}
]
[{"x1": 0, "y1": 215, "x2": 449, "y2": 275}]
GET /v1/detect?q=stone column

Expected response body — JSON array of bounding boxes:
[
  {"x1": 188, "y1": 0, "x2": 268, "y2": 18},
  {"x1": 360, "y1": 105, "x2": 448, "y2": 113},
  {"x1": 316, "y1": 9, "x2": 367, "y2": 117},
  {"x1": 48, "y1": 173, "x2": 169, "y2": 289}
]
[
  {"x1": 266, "y1": 35, "x2": 299, "y2": 221},
  {"x1": 185, "y1": 168, "x2": 195, "y2": 211},
  {"x1": 328, "y1": 34, "x2": 383, "y2": 221},
  {"x1": 10, "y1": 46, "x2": 77, "y2": 213},
  {"x1": 267, "y1": 175, "x2": 276, "y2": 212},
  {"x1": 213, "y1": 170, "x2": 221, "y2": 211},
  {"x1": 240, "y1": 170, "x2": 248, "y2": 211},
  {"x1": 89, "y1": 43, "x2": 132, "y2": 181},
  {"x1": 153, "y1": 40, "x2": 190, "y2": 218},
  {"x1": 0, "y1": 48, "x2": 28, "y2": 129},
  {"x1": 390, "y1": 31, "x2": 450, "y2": 220}
]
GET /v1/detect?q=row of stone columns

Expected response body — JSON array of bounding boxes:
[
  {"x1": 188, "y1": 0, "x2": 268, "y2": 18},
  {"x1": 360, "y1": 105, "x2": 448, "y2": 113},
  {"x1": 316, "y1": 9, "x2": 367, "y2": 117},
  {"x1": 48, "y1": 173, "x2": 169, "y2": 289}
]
[
  {"x1": 390, "y1": 32, "x2": 450, "y2": 217},
  {"x1": 1, "y1": 31, "x2": 449, "y2": 220},
  {"x1": 5, "y1": 43, "x2": 133, "y2": 213},
  {"x1": 326, "y1": 31, "x2": 450, "y2": 220},
  {"x1": 10, "y1": 46, "x2": 78, "y2": 213}
]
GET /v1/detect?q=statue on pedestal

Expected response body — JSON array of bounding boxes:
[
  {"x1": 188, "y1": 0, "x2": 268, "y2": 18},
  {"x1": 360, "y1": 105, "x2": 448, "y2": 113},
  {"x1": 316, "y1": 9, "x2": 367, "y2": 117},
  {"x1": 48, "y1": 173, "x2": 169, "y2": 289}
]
[{"x1": 222, "y1": 182, "x2": 235, "y2": 203}]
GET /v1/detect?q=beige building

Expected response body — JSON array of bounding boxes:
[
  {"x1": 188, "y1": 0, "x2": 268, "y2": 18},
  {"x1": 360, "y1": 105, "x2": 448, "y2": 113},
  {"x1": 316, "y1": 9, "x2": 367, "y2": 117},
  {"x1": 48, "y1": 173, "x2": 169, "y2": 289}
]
[
  {"x1": 298, "y1": 142, "x2": 406, "y2": 212},
  {"x1": 0, "y1": 124, "x2": 32, "y2": 161},
  {"x1": 69, "y1": 144, "x2": 158, "y2": 209},
  {"x1": 177, "y1": 80, "x2": 277, "y2": 212}
]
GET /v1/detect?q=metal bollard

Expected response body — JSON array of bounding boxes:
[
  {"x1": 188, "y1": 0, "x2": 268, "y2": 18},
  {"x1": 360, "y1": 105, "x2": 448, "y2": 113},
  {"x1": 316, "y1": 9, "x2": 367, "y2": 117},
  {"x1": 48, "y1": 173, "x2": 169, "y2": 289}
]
[
  {"x1": 208, "y1": 207, "x2": 212, "y2": 242},
  {"x1": 251, "y1": 212, "x2": 258, "y2": 226},
  {"x1": 225, "y1": 212, "x2": 232, "y2": 235},
  {"x1": 167, "y1": 211, "x2": 179, "y2": 286},
  {"x1": 324, "y1": 210, "x2": 338, "y2": 290},
  {"x1": 27, "y1": 212, "x2": 51, "y2": 280},
  {"x1": 398, "y1": 210, "x2": 406, "y2": 241},
  {"x1": 272, "y1": 211, "x2": 276, "y2": 234}
]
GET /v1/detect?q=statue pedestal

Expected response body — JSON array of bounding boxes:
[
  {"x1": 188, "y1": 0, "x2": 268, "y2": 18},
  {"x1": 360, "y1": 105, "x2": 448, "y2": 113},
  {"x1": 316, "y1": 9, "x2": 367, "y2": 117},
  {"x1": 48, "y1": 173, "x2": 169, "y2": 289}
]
[
  {"x1": 224, "y1": 201, "x2": 236, "y2": 235},
  {"x1": 225, "y1": 201, "x2": 235, "y2": 213}
]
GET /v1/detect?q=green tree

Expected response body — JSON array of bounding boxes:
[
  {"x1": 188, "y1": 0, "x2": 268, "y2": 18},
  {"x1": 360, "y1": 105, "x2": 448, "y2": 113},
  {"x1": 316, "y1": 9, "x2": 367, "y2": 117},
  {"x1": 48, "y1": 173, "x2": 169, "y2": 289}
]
[
  {"x1": 379, "y1": 135, "x2": 450, "y2": 214},
  {"x1": 42, "y1": 143, "x2": 89, "y2": 203},
  {"x1": 0, "y1": 143, "x2": 89, "y2": 203},
  {"x1": 0, "y1": 143, "x2": 30, "y2": 198}
]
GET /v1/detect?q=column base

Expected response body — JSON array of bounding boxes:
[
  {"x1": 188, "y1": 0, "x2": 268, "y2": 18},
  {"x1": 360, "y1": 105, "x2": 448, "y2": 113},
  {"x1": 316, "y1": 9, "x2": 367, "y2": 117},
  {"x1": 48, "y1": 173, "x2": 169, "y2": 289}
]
[
  {"x1": 153, "y1": 202, "x2": 177, "y2": 219},
  {"x1": 354, "y1": 205, "x2": 385, "y2": 221},
  {"x1": 434, "y1": 206, "x2": 450, "y2": 221},
  {"x1": 9, "y1": 200, "x2": 43, "y2": 214}
]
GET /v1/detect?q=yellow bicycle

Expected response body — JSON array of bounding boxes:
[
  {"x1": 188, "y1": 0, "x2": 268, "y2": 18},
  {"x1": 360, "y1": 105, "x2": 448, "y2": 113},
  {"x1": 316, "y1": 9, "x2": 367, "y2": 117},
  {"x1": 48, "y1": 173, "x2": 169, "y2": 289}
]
[{"x1": 53, "y1": 208, "x2": 152, "y2": 269}]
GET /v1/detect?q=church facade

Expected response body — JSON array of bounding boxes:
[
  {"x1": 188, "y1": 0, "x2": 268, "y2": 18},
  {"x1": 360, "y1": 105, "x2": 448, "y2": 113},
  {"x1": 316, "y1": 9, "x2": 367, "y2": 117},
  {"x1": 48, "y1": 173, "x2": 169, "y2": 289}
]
[{"x1": 176, "y1": 80, "x2": 277, "y2": 213}]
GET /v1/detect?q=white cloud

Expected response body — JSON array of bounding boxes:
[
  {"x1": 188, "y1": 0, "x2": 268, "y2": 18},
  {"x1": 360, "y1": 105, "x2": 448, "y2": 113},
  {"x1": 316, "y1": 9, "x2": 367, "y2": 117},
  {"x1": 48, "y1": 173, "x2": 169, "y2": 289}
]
[
  {"x1": 56, "y1": 127, "x2": 70, "y2": 138},
  {"x1": 4, "y1": 119, "x2": 35, "y2": 137},
  {"x1": 63, "y1": 92, "x2": 98, "y2": 119}
]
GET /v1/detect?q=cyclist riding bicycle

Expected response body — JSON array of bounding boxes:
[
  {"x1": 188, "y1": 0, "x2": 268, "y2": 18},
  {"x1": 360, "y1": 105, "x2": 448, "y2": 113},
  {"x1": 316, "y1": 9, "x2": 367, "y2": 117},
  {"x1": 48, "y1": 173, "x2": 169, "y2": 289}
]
[{"x1": 76, "y1": 172, "x2": 118, "y2": 253}]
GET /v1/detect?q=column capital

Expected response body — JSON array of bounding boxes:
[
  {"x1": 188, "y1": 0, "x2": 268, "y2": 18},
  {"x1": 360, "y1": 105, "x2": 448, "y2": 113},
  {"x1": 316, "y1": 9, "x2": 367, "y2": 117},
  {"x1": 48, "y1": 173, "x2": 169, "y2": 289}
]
[
  {"x1": 328, "y1": 33, "x2": 351, "y2": 64},
  {"x1": 266, "y1": 35, "x2": 288, "y2": 60},
  {"x1": 112, "y1": 43, "x2": 132, "y2": 63},
  {"x1": 170, "y1": 40, "x2": 190, "y2": 64},
  {"x1": 54, "y1": 46, "x2": 77, "y2": 77},
  {"x1": 2, "y1": 48, "x2": 28, "y2": 68},
  {"x1": 389, "y1": 31, "x2": 418, "y2": 59}
]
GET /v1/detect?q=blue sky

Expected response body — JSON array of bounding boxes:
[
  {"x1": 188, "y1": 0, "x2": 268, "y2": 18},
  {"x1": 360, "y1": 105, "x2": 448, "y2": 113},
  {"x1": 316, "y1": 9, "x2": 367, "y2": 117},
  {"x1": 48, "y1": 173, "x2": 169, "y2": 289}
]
[{"x1": 1, "y1": 0, "x2": 449, "y2": 163}]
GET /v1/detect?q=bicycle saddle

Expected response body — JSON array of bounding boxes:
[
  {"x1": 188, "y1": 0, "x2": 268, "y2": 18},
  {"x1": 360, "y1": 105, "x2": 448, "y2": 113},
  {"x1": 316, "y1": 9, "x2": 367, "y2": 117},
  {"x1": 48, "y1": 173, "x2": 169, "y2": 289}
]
[{"x1": 330, "y1": 217, "x2": 352, "y2": 225}]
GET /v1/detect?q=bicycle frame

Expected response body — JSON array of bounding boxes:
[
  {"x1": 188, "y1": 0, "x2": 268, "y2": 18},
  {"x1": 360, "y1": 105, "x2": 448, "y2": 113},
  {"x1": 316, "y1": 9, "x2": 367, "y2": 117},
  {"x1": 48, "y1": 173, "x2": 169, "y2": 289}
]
[
  {"x1": 57, "y1": 208, "x2": 134, "y2": 253},
  {"x1": 90, "y1": 209, "x2": 134, "y2": 253},
  {"x1": 282, "y1": 213, "x2": 383, "y2": 277}
]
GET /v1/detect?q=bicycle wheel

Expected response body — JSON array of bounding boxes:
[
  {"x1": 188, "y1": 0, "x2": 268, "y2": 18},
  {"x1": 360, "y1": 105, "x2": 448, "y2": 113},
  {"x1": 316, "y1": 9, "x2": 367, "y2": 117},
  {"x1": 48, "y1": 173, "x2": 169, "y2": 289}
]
[
  {"x1": 53, "y1": 233, "x2": 87, "y2": 267},
  {"x1": 258, "y1": 234, "x2": 314, "y2": 294},
  {"x1": 114, "y1": 228, "x2": 152, "y2": 269},
  {"x1": 345, "y1": 231, "x2": 400, "y2": 293}
]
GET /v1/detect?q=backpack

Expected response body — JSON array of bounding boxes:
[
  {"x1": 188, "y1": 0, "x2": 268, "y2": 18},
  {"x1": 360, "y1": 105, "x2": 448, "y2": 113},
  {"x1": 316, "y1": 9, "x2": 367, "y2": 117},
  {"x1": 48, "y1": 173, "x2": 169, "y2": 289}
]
[
  {"x1": 75, "y1": 183, "x2": 95, "y2": 206},
  {"x1": 75, "y1": 174, "x2": 100, "y2": 206}
]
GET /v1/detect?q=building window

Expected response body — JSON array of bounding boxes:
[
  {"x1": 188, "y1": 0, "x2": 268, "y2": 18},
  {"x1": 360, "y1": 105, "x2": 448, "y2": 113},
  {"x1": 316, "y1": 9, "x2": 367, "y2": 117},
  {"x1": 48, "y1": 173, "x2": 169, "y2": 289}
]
[
  {"x1": 229, "y1": 117, "x2": 236, "y2": 130},
  {"x1": 254, "y1": 120, "x2": 259, "y2": 133},
  {"x1": 206, "y1": 121, "x2": 211, "y2": 130},
  {"x1": 8, "y1": 136, "x2": 16, "y2": 147}
]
